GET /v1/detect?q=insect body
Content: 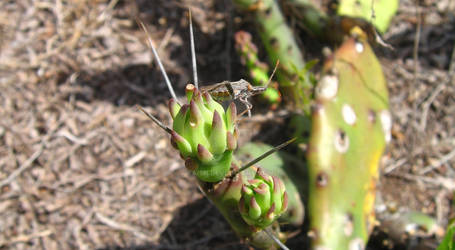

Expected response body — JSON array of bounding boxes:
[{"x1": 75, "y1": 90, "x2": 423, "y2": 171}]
[{"x1": 200, "y1": 79, "x2": 267, "y2": 117}]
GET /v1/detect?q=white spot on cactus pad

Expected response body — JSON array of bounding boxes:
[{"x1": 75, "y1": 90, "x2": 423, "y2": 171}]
[
  {"x1": 380, "y1": 110, "x2": 392, "y2": 143},
  {"x1": 343, "y1": 214, "x2": 354, "y2": 236},
  {"x1": 349, "y1": 238, "x2": 365, "y2": 250},
  {"x1": 316, "y1": 74, "x2": 338, "y2": 99},
  {"x1": 314, "y1": 247, "x2": 331, "y2": 250},
  {"x1": 355, "y1": 41, "x2": 364, "y2": 53},
  {"x1": 342, "y1": 104, "x2": 356, "y2": 125},
  {"x1": 334, "y1": 130, "x2": 349, "y2": 153}
]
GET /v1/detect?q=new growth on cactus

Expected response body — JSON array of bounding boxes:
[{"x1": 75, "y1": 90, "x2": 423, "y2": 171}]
[
  {"x1": 169, "y1": 84, "x2": 237, "y2": 182},
  {"x1": 239, "y1": 167, "x2": 288, "y2": 230},
  {"x1": 137, "y1": 12, "x2": 297, "y2": 249}
]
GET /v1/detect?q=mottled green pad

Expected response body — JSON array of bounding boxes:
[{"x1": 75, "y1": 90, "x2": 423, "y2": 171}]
[
  {"x1": 307, "y1": 38, "x2": 390, "y2": 249},
  {"x1": 337, "y1": 0, "x2": 399, "y2": 33},
  {"x1": 237, "y1": 142, "x2": 305, "y2": 226}
]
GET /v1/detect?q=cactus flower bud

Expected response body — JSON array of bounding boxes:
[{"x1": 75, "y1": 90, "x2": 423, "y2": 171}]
[
  {"x1": 239, "y1": 168, "x2": 288, "y2": 229},
  {"x1": 169, "y1": 84, "x2": 238, "y2": 182}
]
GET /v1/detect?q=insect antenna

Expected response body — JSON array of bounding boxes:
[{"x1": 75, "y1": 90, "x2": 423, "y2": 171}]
[
  {"x1": 189, "y1": 10, "x2": 199, "y2": 89},
  {"x1": 137, "y1": 105, "x2": 173, "y2": 134},
  {"x1": 136, "y1": 18, "x2": 179, "y2": 103},
  {"x1": 264, "y1": 60, "x2": 280, "y2": 88}
]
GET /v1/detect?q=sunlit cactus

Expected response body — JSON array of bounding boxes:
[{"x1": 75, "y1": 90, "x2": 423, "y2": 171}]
[
  {"x1": 234, "y1": 31, "x2": 281, "y2": 105},
  {"x1": 169, "y1": 84, "x2": 237, "y2": 182},
  {"x1": 239, "y1": 168, "x2": 288, "y2": 230},
  {"x1": 307, "y1": 37, "x2": 390, "y2": 249}
]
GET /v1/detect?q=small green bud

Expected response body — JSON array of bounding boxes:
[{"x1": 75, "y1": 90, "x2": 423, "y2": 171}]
[
  {"x1": 185, "y1": 84, "x2": 195, "y2": 102},
  {"x1": 209, "y1": 111, "x2": 227, "y2": 154},
  {"x1": 239, "y1": 168, "x2": 288, "y2": 229},
  {"x1": 226, "y1": 131, "x2": 237, "y2": 151},
  {"x1": 168, "y1": 98, "x2": 181, "y2": 119},
  {"x1": 226, "y1": 102, "x2": 237, "y2": 131},
  {"x1": 197, "y1": 144, "x2": 214, "y2": 163},
  {"x1": 171, "y1": 131, "x2": 192, "y2": 157},
  {"x1": 167, "y1": 84, "x2": 240, "y2": 182},
  {"x1": 189, "y1": 100, "x2": 203, "y2": 127}
]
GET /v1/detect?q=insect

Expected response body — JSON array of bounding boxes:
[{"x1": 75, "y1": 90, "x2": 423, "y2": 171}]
[
  {"x1": 137, "y1": 11, "x2": 277, "y2": 119},
  {"x1": 200, "y1": 60, "x2": 279, "y2": 117}
]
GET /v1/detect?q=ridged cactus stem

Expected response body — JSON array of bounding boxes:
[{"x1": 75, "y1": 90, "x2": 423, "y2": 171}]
[
  {"x1": 233, "y1": 0, "x2": 311, "y2": 112},
  {"x1": 199, "y1": 165, "x2": 286, "y2": 249},
  {"x1": 234, "y1": 31, "x2": 281, "y2": 105}
]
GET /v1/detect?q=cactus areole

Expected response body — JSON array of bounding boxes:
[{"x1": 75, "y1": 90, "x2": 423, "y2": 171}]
[{"x1": 307, "y1": 37, "x2": 390, "y2": 249}]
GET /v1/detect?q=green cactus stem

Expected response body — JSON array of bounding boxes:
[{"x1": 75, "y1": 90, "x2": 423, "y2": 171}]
[
  {"x1": 307, "y1": 37, "x2": 390, "y2": 249},
  {"x1": 234, "y1": 31, "x2": 281, "y2": 105},
  {"x1": 199, "y1": 165, "x2": 286, "y2": 249},
  {"x1": 280, "y1": 0, "x2": 328, "y2": 37},
  {"x1": 233, "y1": 0, "x2": 311, "y2": 112}
]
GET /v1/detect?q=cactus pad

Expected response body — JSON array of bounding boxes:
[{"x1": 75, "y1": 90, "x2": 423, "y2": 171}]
[{"x1": 307, "y1": 37, "x2": 390, "y2": 249}]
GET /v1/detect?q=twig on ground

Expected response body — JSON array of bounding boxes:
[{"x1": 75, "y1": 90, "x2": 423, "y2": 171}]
[
  {"x1": 95, "y1": 212, "x2": 153, "y2": 240},
  {"x1": 419, "y1": 83, "x2": 444, "y2": 131},
  {"x1": 419, "y1": 147, "x2": 455, "y2": 175},
  {"x1": 0, "y1": 144, "x2": 44, "y2": 187},
  {"x1": 0, "y1": 229, "x2": 53, "y2": 247},
  {"x1": 384, "y1": 158, "x2": 408, "y2": 174},
  {"x1": 390, "y1": 173, "x2": 455, "y2": 191}
]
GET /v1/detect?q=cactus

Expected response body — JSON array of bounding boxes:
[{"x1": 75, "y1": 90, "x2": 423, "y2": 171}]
[
  {"x1": 239, "y1": 167, "x2": 288, "y2": 230},
  {"x1": 199, "y1": 166, "x2": 284, "y2": 249},
  {"x1": 233, "y1": 0, "x2": 311, "y2": 112},
  {"x1": 437, "y1": 219, "x2": 454, "y2": 250},
  {"x1": 170, "y1": 84, "x2": 237, "y2": 182},
  {"x1": 306, "y1": 36, "x2": 390, "y2": 249},
  {"x1": 237, "y1": 142, "x2": 305, "y2": 226},
  {"x1": 235, "y1": 31, "x2": 281, "y2": 105},
  {"x1": 336, "y1": 0, "x2": 399, "y2": 34}
]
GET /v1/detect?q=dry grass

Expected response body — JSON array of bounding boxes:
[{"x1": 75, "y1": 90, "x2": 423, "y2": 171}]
[{"x1": 0, "y1": 0, "x2": 453, "y2": 249}]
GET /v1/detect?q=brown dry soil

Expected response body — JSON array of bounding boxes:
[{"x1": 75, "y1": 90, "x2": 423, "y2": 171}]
[{"x1": 1, "y1": 0, "x2": 454, "y2": 249}]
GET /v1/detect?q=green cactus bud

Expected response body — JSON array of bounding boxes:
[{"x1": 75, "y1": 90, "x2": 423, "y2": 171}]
[
  {"x1": 171, "y1": 131, "x2": 192, "y2": 157},
  {"x1": 168, "y1": 98, "x2": 181, "y2": 119},
  {"x1": 226, "y1": 102, "x2": 237, "y2": 131},
  {"x1": 239, "y1": 168, "x2": 287, "y2": 230},
  {"x1": 226, "y1": 131, "x2": 237, "y2": 151},
  {"x1": 185, "y1": 83, "x2": 195, "y2": 102},
  {"x1": 189, "y1": 100, "x2": 203, "y2": 126},
  {"x1": 169, "y1": 84, "x2": 238, "y2": 183},
  {"x1": 172, "y1": 104, "x2": 189, "y2": 136},
  {"x1": 209, "y1": 111, "x2": 227, "y2": 154},
  {"x1": 197, "y1": 144, "x2": 214, "y2": 163}
]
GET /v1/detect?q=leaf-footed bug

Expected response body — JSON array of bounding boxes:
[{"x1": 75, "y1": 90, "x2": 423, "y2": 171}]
[{"x1": 200, "y1": 61, "x2": 279, "y2": 118}]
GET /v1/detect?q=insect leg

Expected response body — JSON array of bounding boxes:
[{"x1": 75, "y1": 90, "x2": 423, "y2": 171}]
[
  {"x1": 239, "y1": 96, "x2": 252, "y2": 118},
  {"x1": 223, "y1": 81, "x2": 235, "y2": 99}
]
